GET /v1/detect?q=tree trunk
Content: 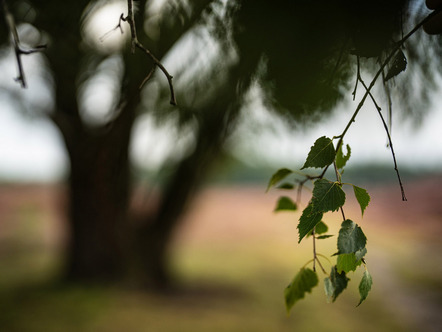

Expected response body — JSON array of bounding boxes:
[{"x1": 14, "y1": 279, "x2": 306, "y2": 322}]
[
  {"x1": 136, "y1": 78, "x2": 248, "y2": 288},
  {"x1": 32, "y1": 0, "x2": 244, "y2": 286},
  {"x1": 64, "y1": 126, "x2": 132, "y2": 281},
  {"x1": 137, "y1": 114, "x2": 229, "y2": 288}
]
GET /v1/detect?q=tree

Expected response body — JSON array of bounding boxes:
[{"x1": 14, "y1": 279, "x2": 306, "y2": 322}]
[
  {"x1": 1, "y1": 0, "x2": 224, "y2": 286},
  {"x1": 1, "y1": 0, "x2": 440, "y2": 290}
]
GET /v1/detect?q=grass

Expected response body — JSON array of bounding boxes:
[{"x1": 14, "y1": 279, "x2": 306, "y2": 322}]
[{"x1": 0, "y1": 183, "x2": 441, "y2": 331}]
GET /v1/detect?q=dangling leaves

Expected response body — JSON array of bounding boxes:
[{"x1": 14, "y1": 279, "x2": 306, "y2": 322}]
[
  {"x1": 337, "y1": 219, "x2": 367, "y2": 254},
  {"x1": 324, "y1": 266, "x2": 350, "y2": 303},
  {"x1": 301, "y1": 136, "x2": 335, "y2": 169},
  {"x1": 336, "y1": 143, "x2": 351, "y2": 170},
  {"x1": 337, "y1": 253, "x2": 362, "y2": 273},
  {"x1": 297, "y1": 203, "x2": 323, "y2": 243},
  {"x1": 274, "y1": 196, "x2": 297, "y2": 212},
  {"x1": 357, "y1": 270, "x2": 373, "y2": 306},
  {"x1": 284, "y1": 268, "x2": 318, "y2": 312},
  {"x1": 353, "y1": 185, "x2": 370, "y2": 216},
  {"x1": 384, "y1": 49, "x2": 407, "y2": 82},
  {"x1": 267, "y1": 168, "x2": 293, "y2": 192},
  {"x1": 311, "y1": 179, "x2": 346, "y2": 214}
]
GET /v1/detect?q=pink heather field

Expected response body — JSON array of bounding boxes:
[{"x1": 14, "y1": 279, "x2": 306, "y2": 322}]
[{"x1": 0, "y1": 176, "x2": 441, "y2": 332}]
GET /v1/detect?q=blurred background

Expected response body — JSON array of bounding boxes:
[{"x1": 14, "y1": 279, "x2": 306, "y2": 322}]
[{"x1": 0, "y1": 0, "x2": 441, "y2": 331}]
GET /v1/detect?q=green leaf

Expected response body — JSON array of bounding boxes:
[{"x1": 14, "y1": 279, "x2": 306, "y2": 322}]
[
  {"x1": 336, "y1": 253, "x2": 362, "y2": 273},
  {"x1": 274, "y1": 196, "x2": 297, "y2": 212},
  {"x1": 355, "y1": 247, "x2": 367, "y2": 261},
  {"x1": 284, "y1": 268, "x2": 318, "y2": 312},
  {"x1": 357, "y1": 270, "x2": 373, "y2": 306},
  {"x1": 267, "y1": 168, "x2": 293, "y2": 192},
  {"x1": 311, "y1": 179, "x2": 346, "y2": 214},
  {"x1": 298, "y1": 204, "x2": 323, "y2": 243},
  {"x1": 277, "y1": 183, "x2": 295, "y2": 190},
  {"x1": 317, "y1": 235, "x2": 334, "y2": 240},
  {"x1": 324, "y1": 277, "x2": 334, "y2": 303},
  {"x1": 324, "y1": 266, "x2": 349, "y2": 303},
  {"x1": 306, "y1": 221, "x2": 328, "y2": 238},
  {"x1": 336, "y1": 143, "x2": 351, "y2": 169},
  {"x1": 315, "y1": 221, "x2": 328, "y2": 234},
  {"x1": 301, "y1": 136, "x2": 335, "y2": 169},
  {"x1": 337, "y1": 219, "x2": 367, "y2": 254},
  {"x1": 353, "y1": 185, "x2": 371, "y2": 216}
]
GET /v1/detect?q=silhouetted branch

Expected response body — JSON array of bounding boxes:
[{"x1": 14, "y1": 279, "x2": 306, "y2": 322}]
[
  {"x1": 124, "y1": 0, "x2": 177, "y2": 105},
  {"x1": 99, "y1": 13, "x2": 126, "y2": 42},
  {"x1": 359, "y1": 78, "x2": 407, "y2": 201},
  {"x1": 1, "y1": 0, "x2": 46, "y2": 88},
  {"x1": 351, "y1": 55, "x2": 360, "y2": 100},
  {"x1": 335, "y1": 8, "x2": 442, "y2": 201}
]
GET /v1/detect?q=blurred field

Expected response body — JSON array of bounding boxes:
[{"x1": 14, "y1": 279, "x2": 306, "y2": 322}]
[{"x1": 0, "y1": 176, "x2": 441, "y2": 332}]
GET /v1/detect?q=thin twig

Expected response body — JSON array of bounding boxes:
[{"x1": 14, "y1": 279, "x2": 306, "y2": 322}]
[
  {"x1": 1, "y1": 0, "x2": 46, "y2": 88},
  {"x1": 134, "y1": 41, "x2": 177, "y2": 105},
  {"x1": 381, "y1": 67, "x2": 393, "y2": 145},
  {"x1": 312, "y1": 228, "x2": 327, "y2": 274},
  {"x1": 334, "y1": 8, "x2": 441, "y2": 201},
  {"x1": 124, "y1": 0, "x2": 177, "y2": 104},
  {"x1": 376, "y1": 104, "x2": 407, "y2": 200},
  {"x1": 312, "y1": 228, "x2": 316, "y2": 272},
  {"x1": 351, "y1": 55, "x2": 360, "y2": 100},
  {"x1": 139, "y1": 66, "x2": 156, "y2": 89},
  {"x1": 99, "y1": 13, "x2": 126, "y2": 42},
  {"x1": 315, "y1": 257, "x2": 328, "y2": 275},
  {"x1": 357, "y1": 60, "x2": 407, "y2": 201}
]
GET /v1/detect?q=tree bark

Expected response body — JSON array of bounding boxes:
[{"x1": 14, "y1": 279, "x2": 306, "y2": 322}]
[{"x1": 65, "y1": 129, "x2": 130, "y2": 281}]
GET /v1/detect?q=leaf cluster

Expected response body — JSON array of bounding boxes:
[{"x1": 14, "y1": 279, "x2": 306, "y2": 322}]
[{"x1": 268, "y1": 136, "x2": 372, "y2": 311}]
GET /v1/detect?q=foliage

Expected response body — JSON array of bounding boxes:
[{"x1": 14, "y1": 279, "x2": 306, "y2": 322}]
[
  {"x1": 274, "y1": 196, "x2": 297, "y2": 212},
  {"x1": 267, "y1": 8, "x2": 442, "y2": 312},
  {"x1": 269, "y1": 134, "x2": 373, "y2": 311},
  {"x1": 284, "y1": 268, "x2": 318, "y2": 312}
]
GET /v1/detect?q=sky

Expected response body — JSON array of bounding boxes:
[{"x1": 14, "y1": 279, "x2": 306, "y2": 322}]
[
  {"x1": 229, "y1": 89, "x2": 442, "y2": 172},
  {"x1": 0, "y1": 83, "x2": 441, "y2": 183}
]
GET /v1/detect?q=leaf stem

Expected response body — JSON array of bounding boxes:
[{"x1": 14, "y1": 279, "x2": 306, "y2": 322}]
[
  {"x1": 315, "y1": 257, "x2": 328, "y2": 275},
  {"x1": 312, "y1": 228, "x2": 317, "y2": 272}
]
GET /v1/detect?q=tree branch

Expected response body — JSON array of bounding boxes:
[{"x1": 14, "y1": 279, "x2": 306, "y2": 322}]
[
  {"x1": 359, "y1": 77, "x2": 407, "y2": 201},
  {"x1": 334, "y1": 8, "x2": 442, "y2": 201},
  {"x1": 124, "y1": 0, "x2": 177, "y2": 105},
  {"x1": 1, "y1": 0, "x2": 46, "y2": 88}
]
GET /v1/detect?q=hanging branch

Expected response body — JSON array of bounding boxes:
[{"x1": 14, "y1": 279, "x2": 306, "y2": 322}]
[
  {"x1": 123, "y1": 0, "x2": 177, "y2": 105},
  {"x1": 333, "y1": 8, "x2": 442, "y2": 201},
  {"x1": 1, "y1": 0, "x2": 46, "y2": 88},
  {"x1": 358, "y1": 76, "x2": 407, "y2": 201},
  {"x1": 274, "y1": 5, "x2": 442, "y2": 312}
]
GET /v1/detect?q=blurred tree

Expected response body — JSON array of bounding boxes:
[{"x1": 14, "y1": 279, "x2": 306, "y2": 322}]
[
  {"x1": 0, "y1": 0, "x2": 440, "y2": 289},
  {"x1": 0, "y1": 0, "x2": 221, "y2": 287}
]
